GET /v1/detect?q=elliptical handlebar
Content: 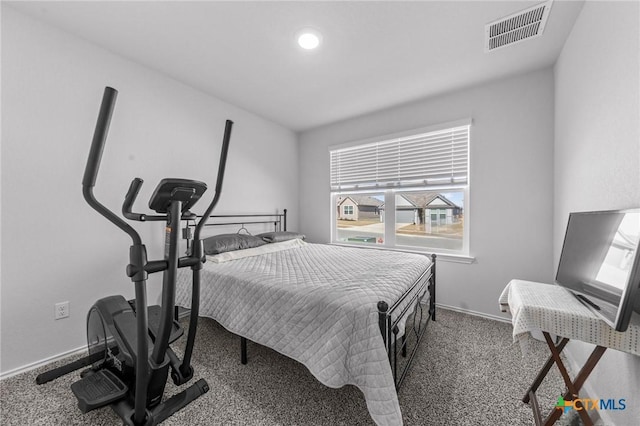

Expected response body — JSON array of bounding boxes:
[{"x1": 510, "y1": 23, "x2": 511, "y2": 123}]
[
  {"x1": 122, "y1": 178, "x2": 146, "y2": 221},
  {"x1": 82, "y1": 87, "x2": 117, "y2": 189},
  {"x1": 82, "y1": 87, "x2": 142, "y2": 246},
  {"x1": 193, "y1": 119, "x2": 233, "y2": 242},
  {"x1": 174, "y1": 119, "x2": 232, "y2": 382},
  {"x1": 214, "y1": 120, "x2": 233, "y2": 196}
]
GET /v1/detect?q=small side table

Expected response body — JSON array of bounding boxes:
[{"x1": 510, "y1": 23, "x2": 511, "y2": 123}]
[{"x1": 499, "y1": 280, "x2": 640, "y2": 426}]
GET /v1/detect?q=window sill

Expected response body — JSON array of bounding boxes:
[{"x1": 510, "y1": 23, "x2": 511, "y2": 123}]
[{"x1": 329, "y1": 242, "x2": 476, "y2": 264}]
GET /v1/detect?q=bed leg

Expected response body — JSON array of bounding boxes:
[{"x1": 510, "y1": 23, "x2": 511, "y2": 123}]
[
  {"x1": 240, "y1": 336, "x2": 247, "y2": 365},
  {"x1": 377, "y1": 301, "x2": 389, "y2": 345}
]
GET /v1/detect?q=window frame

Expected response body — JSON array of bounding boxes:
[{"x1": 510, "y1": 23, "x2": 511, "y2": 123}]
[{"x1": 329, "y1": 119, "x2": 472, "y2": 260}]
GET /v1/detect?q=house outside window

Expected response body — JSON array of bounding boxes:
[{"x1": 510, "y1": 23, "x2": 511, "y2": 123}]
[
  {"x1": 330, "y1": 120, "x2": 470, "y2": 255},
  {"x1": 335, "y1": 194, "x2": 384, "y2": 244},
  {"x1": 393, "y1": 192, "x2": 464, "y2": 252}
]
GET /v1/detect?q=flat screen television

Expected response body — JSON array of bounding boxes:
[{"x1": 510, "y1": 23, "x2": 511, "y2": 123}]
[{"x1": 556, "y1": 209, "x2": 640, "y2": 332}]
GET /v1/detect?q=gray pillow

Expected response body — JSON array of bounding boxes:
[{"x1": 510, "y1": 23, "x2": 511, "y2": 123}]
[
  {"x1": 203, "y1": 234, "x2": 267, "y2": 255},
  {"x1": 257, "y1": 231, "x2": 306, "y2": 243}
]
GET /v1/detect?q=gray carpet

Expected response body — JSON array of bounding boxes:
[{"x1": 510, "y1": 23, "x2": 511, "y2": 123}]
[{"x1": 0, "y1": 309, "x2": 582, "y2": 425}]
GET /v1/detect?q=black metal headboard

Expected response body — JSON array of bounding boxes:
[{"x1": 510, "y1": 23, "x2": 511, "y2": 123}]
[{"x1": 184, "y1": 209, "x2": 287, "y2": 247}]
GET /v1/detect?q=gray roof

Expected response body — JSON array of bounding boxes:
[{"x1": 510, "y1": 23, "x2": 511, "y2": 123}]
[
  {"x1": 402, "y1": 193, "x2": 458, "y2": 208},
  {"x1": 381, "y1": 193, "x2": 459, "y2": 210},
  {"x1": 337, "y1": 195, "x2": 384, "y2": 207}
]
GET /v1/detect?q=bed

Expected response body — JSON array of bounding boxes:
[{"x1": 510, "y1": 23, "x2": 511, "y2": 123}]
[{"x1": 175, "y1": 211, "x2": 436, "y2": 425}]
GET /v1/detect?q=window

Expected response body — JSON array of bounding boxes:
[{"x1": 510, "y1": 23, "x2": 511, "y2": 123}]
[
  {"x1": 330, "y1": 120, "x2": 470, "y2": 255},
  {"x1": 335, "y1": 193, "x2": 384, "y2": 245},
  {"x1": 395, "y1": 191, "x2": 464, "y2": 252}
]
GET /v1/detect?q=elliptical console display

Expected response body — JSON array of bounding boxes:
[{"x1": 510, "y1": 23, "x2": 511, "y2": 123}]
[{"x1": 36, "y1": 86, "x2": 233, "y2": 426}]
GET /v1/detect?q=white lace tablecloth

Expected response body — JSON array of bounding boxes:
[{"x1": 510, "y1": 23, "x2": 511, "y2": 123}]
[{"x1": 499, "y1": 280, "x2": 640, "y2": 356}]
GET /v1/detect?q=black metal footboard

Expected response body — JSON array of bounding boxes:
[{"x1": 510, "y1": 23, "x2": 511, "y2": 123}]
[{"x1": 378, "y1": 253, "x2": 436, "y2": 389}]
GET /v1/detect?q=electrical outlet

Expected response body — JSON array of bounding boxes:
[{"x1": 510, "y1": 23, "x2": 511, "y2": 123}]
[{"x1": 55, "y1": 301, "x2": 69, "y2": 320}]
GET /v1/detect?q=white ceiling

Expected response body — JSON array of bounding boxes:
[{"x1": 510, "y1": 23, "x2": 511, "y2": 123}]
[{"x1": 8, "y1": 1, "x2": 584, "y2": 132}]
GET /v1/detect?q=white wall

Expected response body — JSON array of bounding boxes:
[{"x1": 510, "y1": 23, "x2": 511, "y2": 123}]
[
  {"x1": 554, "y1": 1, "x2": 640, "y2": 424},
  {"x1": 0, "y1": 7, "x2": 298, "y2": 374},
  {"x1": 299, "y1": 68, "x2": 555, "y2": 317}
]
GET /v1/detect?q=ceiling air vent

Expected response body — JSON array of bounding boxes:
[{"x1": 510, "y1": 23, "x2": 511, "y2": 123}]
[{"x1": 485, "y1": 1, "x2": 552, "y2": 52}]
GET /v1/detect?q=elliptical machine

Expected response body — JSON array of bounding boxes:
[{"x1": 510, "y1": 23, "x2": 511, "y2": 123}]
[{"x1": 36, "y1": 86, "x2": 232, "y2": 426}]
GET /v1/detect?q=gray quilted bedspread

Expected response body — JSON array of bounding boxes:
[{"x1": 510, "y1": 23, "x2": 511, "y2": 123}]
[{"x1": 176, "y1": 243, "x2": 432, "y2": 425}]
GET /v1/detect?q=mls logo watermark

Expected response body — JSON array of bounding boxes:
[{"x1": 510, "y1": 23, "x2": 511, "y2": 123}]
[{"x1": 555, "y1": 396, "x2": 627, "y2": 414}]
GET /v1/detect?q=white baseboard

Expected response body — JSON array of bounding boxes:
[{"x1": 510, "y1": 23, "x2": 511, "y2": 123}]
[
  {"x1": 0, "y1": 345, "x2": 86, "y2": 380},
  {"x1": 436, "y1": 303, "x2": 512, "y2": 323}
]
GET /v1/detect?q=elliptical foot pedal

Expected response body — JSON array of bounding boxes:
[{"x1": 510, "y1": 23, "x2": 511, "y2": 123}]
[{"x1": 71, "y1": 369, "x2": 128, "y2": 413}]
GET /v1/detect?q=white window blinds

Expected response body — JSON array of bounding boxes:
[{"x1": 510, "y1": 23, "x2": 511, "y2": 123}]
[{"x1": 330, "y1": 125, "x2": 469, "y2": 191}]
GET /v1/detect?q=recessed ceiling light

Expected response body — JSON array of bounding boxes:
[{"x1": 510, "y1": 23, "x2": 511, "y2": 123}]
[{"x1": 297, "y1": 30, "x2": 321, "y2": 50}]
